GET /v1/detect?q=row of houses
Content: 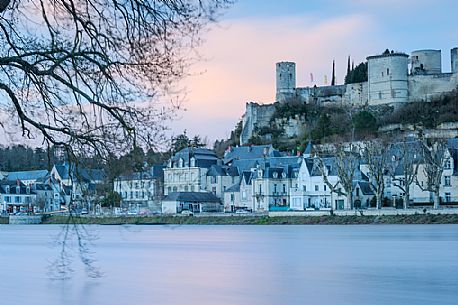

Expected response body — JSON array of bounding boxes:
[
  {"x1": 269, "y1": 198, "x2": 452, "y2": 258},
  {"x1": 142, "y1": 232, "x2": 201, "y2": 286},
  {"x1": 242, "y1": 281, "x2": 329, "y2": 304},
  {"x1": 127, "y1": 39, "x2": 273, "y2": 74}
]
[
  {"x1": 146, "y1": 140, "x2": 458, "y2": 214},
  {"x1": 0, "y1": 163, "x2": 105, "y2": 215}
]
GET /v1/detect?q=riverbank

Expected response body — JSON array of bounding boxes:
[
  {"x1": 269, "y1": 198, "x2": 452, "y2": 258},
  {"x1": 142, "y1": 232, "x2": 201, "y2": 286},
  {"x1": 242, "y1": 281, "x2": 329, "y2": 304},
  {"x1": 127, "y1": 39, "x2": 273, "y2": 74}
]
[{"x1": 39, "y1": 213, "x2": 458, "y2": 225}]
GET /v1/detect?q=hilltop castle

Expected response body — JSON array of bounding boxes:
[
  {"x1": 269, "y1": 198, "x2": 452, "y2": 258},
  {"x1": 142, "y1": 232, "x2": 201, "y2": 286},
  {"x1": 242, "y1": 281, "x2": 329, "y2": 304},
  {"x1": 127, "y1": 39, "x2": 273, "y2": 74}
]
[{"x1": 240, "y1": 47, "x2": 458, "y2": 145}]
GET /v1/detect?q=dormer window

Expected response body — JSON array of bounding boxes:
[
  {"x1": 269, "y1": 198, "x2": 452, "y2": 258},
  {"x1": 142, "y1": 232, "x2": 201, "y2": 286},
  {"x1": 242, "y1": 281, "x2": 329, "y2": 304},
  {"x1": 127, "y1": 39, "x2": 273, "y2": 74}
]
[
  {"x1": 5, "y1": 185, "x2": 9, "y2": 194},
  {"x1": 179, "y1": 158, "x2": 184, "y2": 168},
  {"x1": 258, "y1": 170, "x2": 263, "y2": 178},
  {"x1": 190, "y1": 157, "x2": 196, "y2": 167},
  {"x1": 272, "y1": 172, "x2": 278, "y2": 179},
  {"x1": 282, "y1": 172, "x2": 287, "y2": 178},
  {"x1": 16, "y1": 186, "x2": 20, "y2": 194}
]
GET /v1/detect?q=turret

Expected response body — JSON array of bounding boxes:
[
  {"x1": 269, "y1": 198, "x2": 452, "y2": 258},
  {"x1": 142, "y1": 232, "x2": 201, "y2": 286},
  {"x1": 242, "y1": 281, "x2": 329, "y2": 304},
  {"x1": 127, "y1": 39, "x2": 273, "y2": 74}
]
[
  {"x1": 410, "y1": 49, "x2": 442, "y2": 75},
  {"x1": 451, "y1": 47, "x2": 458, "y2": 74},
  {"x1": 367, "y1": 51, "x2": 409, "y2": 105},
  {"x1": 276, "y1": 62, "x2": 296, "y2": 102}
]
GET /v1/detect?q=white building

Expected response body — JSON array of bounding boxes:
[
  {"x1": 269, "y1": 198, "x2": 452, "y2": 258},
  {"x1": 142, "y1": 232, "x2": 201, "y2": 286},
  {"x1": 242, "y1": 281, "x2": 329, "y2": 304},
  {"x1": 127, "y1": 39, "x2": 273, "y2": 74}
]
[
  {"x1": 164, "y1": 148, "x2": 218, "y2": 195},
  {"x1": 114, "y1": 166, "x2": 164, "y2": 209}
]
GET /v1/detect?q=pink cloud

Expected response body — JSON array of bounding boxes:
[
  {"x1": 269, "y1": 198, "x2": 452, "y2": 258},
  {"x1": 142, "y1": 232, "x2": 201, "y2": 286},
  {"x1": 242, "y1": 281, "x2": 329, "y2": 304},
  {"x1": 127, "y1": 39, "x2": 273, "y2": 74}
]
[{"x1": 174, "y1": 14, "x2": 381, "y2": 142}]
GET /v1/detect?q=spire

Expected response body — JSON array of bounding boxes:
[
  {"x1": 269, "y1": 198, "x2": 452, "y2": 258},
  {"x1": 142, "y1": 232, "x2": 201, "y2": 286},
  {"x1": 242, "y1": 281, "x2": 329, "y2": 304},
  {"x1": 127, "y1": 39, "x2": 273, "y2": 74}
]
[
  {"x1": 352, "y1": 60, "x2": 354, "y2": 70},
  {"x1": 304, "y1": 141, "x2": 313, "y2": 158},
  {"x1": 331, "y1": 60, "x2": 336, "y2": 86},
  {"x1": 347, "y1": 56, "x2": 351, "y2": 75}
]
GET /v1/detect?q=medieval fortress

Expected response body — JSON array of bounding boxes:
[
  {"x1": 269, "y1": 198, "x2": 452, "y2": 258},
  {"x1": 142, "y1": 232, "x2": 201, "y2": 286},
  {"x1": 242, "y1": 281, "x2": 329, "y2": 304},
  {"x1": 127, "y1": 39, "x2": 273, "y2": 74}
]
[{"x1": 240, "y1": 47, "x2": 458, "y2": 145}]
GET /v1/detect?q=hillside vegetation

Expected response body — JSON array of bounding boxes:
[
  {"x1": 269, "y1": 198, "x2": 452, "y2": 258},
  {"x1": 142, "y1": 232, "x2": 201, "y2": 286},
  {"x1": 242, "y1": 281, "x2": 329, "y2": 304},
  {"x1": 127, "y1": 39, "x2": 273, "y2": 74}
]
[{"x1": 242, "y1": 90, "x2": 458, "y2": 152}]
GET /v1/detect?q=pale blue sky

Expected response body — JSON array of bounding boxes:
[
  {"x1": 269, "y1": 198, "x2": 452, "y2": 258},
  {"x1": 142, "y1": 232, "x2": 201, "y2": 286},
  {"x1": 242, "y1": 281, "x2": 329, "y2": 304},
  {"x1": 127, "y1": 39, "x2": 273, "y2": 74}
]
[{"x1": 173, "y1": 0, "x2": 458, "y2": 143}]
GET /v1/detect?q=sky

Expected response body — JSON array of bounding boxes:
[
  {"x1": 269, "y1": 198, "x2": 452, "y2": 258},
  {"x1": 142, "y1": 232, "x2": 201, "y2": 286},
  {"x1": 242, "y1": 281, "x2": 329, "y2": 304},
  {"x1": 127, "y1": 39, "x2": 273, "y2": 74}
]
[{"x1": 172, "y1": 0, "x2": 458, "y2": 144}]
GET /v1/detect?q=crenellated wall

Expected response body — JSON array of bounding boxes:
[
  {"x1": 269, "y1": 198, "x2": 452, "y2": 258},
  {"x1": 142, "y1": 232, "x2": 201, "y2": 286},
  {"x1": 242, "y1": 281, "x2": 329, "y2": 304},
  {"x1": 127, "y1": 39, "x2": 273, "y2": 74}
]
[{"x1": 239, "y1": 47, "x2": 458, "y2": 145}]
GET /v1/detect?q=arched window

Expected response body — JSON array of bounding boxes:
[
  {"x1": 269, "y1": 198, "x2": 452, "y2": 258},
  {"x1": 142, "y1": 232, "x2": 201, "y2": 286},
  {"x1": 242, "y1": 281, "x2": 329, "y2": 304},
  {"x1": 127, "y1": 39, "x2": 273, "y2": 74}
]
[{"x1": 190, "y1": 157, "x2": 196, "y2": 167}]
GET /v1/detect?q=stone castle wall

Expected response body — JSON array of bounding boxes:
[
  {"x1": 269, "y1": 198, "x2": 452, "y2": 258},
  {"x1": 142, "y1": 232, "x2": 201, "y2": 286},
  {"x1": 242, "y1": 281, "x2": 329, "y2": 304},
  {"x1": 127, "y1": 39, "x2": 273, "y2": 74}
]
[{"x1": 240, "y1": 47, "x2": 458, "y2": 145}]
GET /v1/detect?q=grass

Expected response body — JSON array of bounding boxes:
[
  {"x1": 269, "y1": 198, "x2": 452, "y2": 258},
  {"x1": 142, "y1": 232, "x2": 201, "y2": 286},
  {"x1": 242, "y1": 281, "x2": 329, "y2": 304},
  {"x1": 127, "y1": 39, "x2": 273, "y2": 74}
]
[{"x1": 40, "y1": 214, "x2": 458, "y2": 225}]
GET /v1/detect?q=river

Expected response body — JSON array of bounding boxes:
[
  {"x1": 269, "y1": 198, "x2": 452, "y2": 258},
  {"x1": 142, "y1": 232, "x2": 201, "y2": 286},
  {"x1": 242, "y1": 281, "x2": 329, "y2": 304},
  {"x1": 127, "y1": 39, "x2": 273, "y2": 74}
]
[{"x1": 1, "y1": 224, "x2": 457, "y2": 305}]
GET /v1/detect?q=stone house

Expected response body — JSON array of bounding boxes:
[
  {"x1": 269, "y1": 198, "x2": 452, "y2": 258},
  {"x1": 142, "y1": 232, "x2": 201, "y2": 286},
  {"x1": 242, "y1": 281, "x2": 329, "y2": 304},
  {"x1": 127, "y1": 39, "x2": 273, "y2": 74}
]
[{"x1": 164, "y1": 148, "x2": 218, "y2": 195}]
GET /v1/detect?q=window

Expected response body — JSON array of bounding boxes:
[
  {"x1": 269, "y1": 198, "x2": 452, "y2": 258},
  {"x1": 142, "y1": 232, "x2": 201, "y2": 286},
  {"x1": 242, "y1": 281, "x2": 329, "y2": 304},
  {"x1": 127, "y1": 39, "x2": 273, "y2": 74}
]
[
  {"x1": 356, "y1": 188, "x2": 360, "y2": 196},
  {"x1": 258, "y1": 184, "x2": 262, "y2": 195},
  {"x1": 135, "y1": 191, "x2": 139, "y2": 198},
  {"x1": 303, "y1": 185, "x2": 306, "y2": 192},
  {"x1": 444, "y1": 176, "x2": 451, "y2": 187},
  {"x1": 130, "y1": 191, "x2": 133, "y2": 199},
  {"x1": 387, "y1": 68, "x2": 390, "y2": 75},
  {"x1": 168, "y1": 187, "x2": 172, "y2": 194},
  {"x1": 15, "y1": 196, "x2": 21, "y2": 203},
  {"x1": 444, "y1": 159, "x2": 451, "y2": 169},
  {"x1": 273, "y1": 184, "x2": 277, "y2": 194},
  {"x1": 190, "y1": 185, "x2": 195, "y2": 192},
  {"x1": 378, "y1": 91, "x2": 382, "y2": 99},
  {"x1": 173, "y1": 186, "x2": 177, "y2": 192},
  {"x1": 184, "y1": 185, "x2": 189, "y2": 191},
  {"x1": 381, "y1": 72, "x2": 384, "y2": 77},
  {"x1": 5, "y1": 196, "x2": 10, "y2": 203},
  {"x1": 282, "y1": 184, "x2": 286, "y2": 194},
  {"x1": 324, "y1": 185, "x2": 327, "y2": 191},
  {"x1": 230, "y1": 194, "x2": 234, "y2": 202},
  {"x1": 315, "y1": 185, "x2": 319, "y2": 192},
  {"x1": 445, "y1": 193, "x2": 451, "y2": 203}
]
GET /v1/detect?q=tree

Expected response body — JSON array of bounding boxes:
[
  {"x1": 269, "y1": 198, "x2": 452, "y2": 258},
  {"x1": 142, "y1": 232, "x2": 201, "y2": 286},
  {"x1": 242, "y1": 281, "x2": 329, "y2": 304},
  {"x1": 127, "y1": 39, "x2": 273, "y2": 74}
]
[
  {"x1": 0, "y1": 0, "x2": 232, "y2": 160},
  {"x1": 387, "y1": 139, "x2": 420, "y2": 209},
  {"x1": 416, "y1": 139, "x2": 448, "y2": 209},
  {"x1": 362, "y1": 141, "x2": 389, "y2": 209},
  {"x1": 100, "y1": 191, "x2": 121, "y2": 208},
  {"x1": 345, "y1": 62, "x2": 368, "y2": 84}
]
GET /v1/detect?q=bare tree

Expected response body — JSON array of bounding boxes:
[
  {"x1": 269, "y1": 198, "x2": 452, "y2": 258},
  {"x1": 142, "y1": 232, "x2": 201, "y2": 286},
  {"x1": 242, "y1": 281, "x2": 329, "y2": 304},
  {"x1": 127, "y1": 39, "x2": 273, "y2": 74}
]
[
  {"x1": 362, "y1": 140, "x2": 389, "y2": 209},
  {"x1": 387, "y1": 139, "x2": 420, "y2": 209},
  {"x1": 316, "y1": 157, "x2": 339, "y2": 212},
  {"x1": 416, "y1": 139, "x2": 448, "y2": 209},
  {"x1": 0, "y1": 0, "x2": 232, "y2": 159},
  {"x1": 332, "y1": 145, "x2": 360, "y2": 209}
]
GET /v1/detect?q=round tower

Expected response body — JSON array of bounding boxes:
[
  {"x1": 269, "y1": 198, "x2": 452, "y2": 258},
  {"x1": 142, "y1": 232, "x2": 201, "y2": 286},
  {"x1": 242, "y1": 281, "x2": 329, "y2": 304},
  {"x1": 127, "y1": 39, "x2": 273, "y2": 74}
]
[
  {"x1": 451, "y1": 47, "x2": 458, "y2": 74},
  {"x1": 367, "y1": 51, "x2": 409, "y2": 105},
  {"x1": 410, "y1": 49, "x2": 442, "y2": 75},
  {"x1": 276, "y1": 62, "x2": 296, "y2": 102}
]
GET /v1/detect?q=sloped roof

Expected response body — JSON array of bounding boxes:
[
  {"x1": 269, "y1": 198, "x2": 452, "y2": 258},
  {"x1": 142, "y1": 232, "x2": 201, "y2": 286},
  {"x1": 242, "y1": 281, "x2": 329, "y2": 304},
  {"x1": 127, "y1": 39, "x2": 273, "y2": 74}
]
[
  {"x1": 354, "y1": 181, "x2": 375, "y2": 195},
  {"x1": 171, "y1": 147, "x2": 218, "y2": 168},
  {"x1": 225, "y1": 184, "x2": 241, "y2": 193},
  {"x1": 223, "y1": 145, "x2": 281, "y2": 164},
  {"x1": 6, "y1": 169, "x2": 49, "y2": 182},
  {"x1": 0, "y1": 180, "x2": 36, "y2": 195},
  {"x1": 53, "y1": 163, "x2": 105, "y2": 182},
  {"x1": 163, "y1": 192, "x2": 221, "y2": 203}
]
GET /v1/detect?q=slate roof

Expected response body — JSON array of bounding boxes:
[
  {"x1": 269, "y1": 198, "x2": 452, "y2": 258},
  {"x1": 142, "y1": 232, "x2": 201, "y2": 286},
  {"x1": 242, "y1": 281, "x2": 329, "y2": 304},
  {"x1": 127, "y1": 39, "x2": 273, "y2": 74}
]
[
  {"x1": 207, "y1": 165, "x2": 240, "y2": 177},
  {"x1": 0, "y1": 180, "x2": 36, "y2": 195},
  {"x1": 163, "y1": 192, "x2": 221, "y2": 203},
  {"x1": 354, "y1": 181, "x2": 375, "y2": 195},
  {"x1": 171, "y1": 147, "x2": 218, "y2": 168},
  {"x1": 54, "y1": 163, "x2": 106, "y2": 182},
  {"x1": 223, "y1": 145, "x2": 281, "y2": 164},
  {"x1": 225, "y1": 184, "x2": 241, "y2": 193},
  {"x1": 6, "y1": 170, "x2": 49, "y2": 182},
  {"x1": 117, "y1": 171, "x2": 153, "y2": 180}
]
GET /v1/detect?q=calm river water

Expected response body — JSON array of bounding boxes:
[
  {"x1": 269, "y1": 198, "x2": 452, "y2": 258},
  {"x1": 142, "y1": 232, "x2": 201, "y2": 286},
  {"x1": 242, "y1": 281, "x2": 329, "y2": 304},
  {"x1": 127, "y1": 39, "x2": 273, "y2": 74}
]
[{"x1": 1, "y1": 224, "x2": 457, "y2": 305}]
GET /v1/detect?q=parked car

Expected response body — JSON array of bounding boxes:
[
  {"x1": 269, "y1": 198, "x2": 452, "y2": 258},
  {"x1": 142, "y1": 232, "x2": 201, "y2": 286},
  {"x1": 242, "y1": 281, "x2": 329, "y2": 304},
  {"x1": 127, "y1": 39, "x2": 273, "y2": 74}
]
[
  {"x1": 235, "y1": 209, "x2": 250, "y2": 214},
  {"x1": 181, "y1": 210, "x2": 193, "y2": 216}
]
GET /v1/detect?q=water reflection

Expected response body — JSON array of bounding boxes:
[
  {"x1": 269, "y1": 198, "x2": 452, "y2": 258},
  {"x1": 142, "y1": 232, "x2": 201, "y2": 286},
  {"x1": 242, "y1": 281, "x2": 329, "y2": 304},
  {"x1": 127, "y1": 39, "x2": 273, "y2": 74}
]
[{"x1": 1, "y1": 224, "x2": 458, "y2": 305}]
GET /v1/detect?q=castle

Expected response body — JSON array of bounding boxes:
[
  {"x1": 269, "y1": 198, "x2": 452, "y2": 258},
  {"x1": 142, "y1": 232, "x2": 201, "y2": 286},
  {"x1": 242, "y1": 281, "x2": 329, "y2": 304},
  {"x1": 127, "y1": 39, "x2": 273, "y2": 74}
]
[{"x1": 240, "y1": 47, "x2": 458, "y2": 145}]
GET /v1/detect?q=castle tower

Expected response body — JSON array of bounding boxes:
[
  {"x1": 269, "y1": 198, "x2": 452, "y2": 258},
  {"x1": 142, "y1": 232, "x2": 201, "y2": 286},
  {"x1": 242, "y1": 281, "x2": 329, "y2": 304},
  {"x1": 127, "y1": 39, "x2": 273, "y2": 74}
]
[
  {"x1": 451, "y1": 47, "x2": 458, "y2": 74},
  {"x1": 367, "y1": 51, "x2": 409, "y2": 105},
  {"x1": 276, "y1": 62, "x2": 296, "y2": 103},
  {"x1": 410, "y1": 50, "x2": 442, "y2": 75}
]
